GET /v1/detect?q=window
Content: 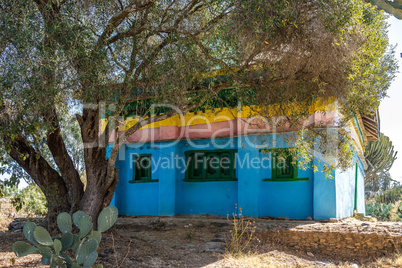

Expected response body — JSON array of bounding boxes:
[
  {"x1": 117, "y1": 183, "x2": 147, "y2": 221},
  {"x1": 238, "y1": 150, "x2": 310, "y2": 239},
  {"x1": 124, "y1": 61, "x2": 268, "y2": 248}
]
[
  {"x1": 272, "y1": 149, "x2": 296, "y2": 179},
  {"x1": 129, "y1": 154, "x2": 157, "y2": 183},
  {"x1": 185, "y1": 150, "x2": 237, "y2": 181},
  {"x1": 269, "y1": 149, "x2": 308, "y2": 181}
]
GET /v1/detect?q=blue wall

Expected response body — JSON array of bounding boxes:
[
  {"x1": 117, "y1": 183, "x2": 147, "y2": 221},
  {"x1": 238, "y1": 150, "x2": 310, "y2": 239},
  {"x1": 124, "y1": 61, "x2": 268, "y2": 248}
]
[
  {"x1": 114, "y1": 144, "x2": 160, "y2": 216},
  {"x1": 111, "y1": 133, "x2": 365, "y2": 220},
  {"x1": 176, "y1": 138, "x2": 238, "y2": 216}
]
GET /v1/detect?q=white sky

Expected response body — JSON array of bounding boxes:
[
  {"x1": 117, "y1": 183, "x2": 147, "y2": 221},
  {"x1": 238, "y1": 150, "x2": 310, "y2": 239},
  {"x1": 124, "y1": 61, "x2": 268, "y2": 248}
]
[{"x1": 379, "y1": 17, "x2": 402, "y2": 183}]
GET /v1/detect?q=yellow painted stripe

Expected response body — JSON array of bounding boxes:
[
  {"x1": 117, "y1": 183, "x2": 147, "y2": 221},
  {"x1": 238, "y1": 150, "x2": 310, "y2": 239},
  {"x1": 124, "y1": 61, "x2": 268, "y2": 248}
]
[{"x1": 102, "y1": 98, "x2": 336, "y2": 132}]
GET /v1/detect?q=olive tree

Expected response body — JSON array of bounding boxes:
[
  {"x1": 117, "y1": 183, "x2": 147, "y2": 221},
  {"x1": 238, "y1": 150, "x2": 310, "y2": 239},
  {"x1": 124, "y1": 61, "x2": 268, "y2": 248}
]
[{"x1": 0, "y1": 0, "x2": 397, "y2": 226}]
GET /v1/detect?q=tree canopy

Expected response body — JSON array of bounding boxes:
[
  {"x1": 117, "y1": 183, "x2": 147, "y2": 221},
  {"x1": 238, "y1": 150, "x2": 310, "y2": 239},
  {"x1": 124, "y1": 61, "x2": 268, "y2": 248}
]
[
  {"x1": 365, "y1": 0, "x2": 402, "y2": 19},
  {"x1": 0, "y1": 0, "x2": 398, "y2": 223}
]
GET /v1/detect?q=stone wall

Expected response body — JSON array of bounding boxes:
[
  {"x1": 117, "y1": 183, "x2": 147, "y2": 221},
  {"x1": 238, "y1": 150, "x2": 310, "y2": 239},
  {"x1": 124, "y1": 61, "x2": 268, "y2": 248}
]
[{"x1": 258, "y1": 219, "x2": 402, "y2": 258}]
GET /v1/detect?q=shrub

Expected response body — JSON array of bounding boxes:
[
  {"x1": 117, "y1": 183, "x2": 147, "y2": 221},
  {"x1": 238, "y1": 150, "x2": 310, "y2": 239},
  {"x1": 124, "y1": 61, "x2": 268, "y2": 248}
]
[
  {"x1": 1, "y1": 183, "x2": 47, "y2": 216},
  {"x1": 226, "y1": 207, "x2": 256, "y2": 255},
  {"x1": 374, "y1": 187, "x2": 402, "y2": 204},
  {"x1": 365, "y1": 202, "x2": 393, "y2": 221},
  {"x1": 12, "y1": 206, "x2": 118, "y2": 268}
]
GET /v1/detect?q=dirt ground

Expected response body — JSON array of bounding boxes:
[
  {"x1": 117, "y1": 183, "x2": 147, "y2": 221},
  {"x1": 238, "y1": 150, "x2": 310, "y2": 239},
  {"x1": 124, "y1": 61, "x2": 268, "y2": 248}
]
[{"x1": 1, "y1": 214, "x2": 401, "y2": 268}]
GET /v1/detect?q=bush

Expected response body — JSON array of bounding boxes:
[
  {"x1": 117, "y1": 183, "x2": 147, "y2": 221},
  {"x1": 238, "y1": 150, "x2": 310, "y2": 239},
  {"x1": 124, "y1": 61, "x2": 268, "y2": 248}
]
[
  {"x1": 0, "y1": 183, "x2": 47, "y2": 216},
  {"x1": 374, "y1": 187, "x2": 402, "y2": 204},
  {"x1": 365, "y1": 202, "x2": 393, "y2": 221},
  {"x1": 16, "y1": 184, "x2": 47, "y2": 216},
  {"x1": 12, "y1": 206, "x2": 118, "y2": 268},
  {"x1": 226, "y1": 207, "x2": 256, "y2": 255}
]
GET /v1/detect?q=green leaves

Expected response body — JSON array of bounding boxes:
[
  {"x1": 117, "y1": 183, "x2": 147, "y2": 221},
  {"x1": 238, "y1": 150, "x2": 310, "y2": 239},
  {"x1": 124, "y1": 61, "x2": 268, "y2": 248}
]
[
  {"x1": 88, "y1": 231, "x2": 102, "y2": 244},
  {"x1": 23, "y1": 222, "x2": 38, "y2": 245},
  {"x1": 13, "y1": 206, "x2": 117, "y2": 267},
  {"x1": 365, "y1": 133, "x2": 397, "y2": 187},
  {"x1": 97, "y1": 206, "x2": 118, "y2": 232},
  {"x1": 33, "y1": 226, "x2": 53, "y2": 246},
  {"x1": 75, "y1": 239, "x2": 98, "y2": 265},
  {"x1": 12, "y1": 241, "x2": 37, "y2": 257},
  {"x1": 61, "y1": 232, "x2": 74, "y2": 251},
  {"x1": 73, "y1": 211, "x2": 87, "y2": 227},
  {"x1": 57, "y1": 212, "x2": 72, "y2": 233},
  {"x1": 53, "y1": 239, "x2": 62, "y2": 254},
  {"x1": 78, "y1": 215, "x2": 93, "y2": 239},
  {"x1": 83, "y1": 251, "x2": 98, "y2": 268},
  {"x1": 366, "y1": 202, "x2": 393, "y2": 221}
]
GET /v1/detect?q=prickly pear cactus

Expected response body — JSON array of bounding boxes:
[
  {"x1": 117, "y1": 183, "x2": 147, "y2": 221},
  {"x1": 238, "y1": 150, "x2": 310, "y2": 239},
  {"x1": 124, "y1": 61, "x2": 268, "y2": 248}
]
[{"x1": 12, "y1": 206, "x2": 118, "y2": 268}]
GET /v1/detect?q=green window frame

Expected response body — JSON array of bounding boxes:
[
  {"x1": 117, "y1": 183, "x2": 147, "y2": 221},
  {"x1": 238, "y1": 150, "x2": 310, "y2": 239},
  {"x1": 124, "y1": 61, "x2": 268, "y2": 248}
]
[
  {"x1": 184, "y1": 149, "x2": 237, "y2": 182},
  {"x1": 129, "y1": 154, "x2": 158, "y2": 183},
  {"x1": 267, "y1": 148, "x2": 309, "y2": 182}
]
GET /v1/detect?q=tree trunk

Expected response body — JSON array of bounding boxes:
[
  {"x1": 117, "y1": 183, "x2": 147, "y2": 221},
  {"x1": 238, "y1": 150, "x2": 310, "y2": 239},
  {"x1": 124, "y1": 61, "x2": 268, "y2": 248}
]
[
  {"x1": 75, "y1": 106, "x2": 120, "y2": 226},
  {"x1": 78, "y1": 167, "x2": 119, "y2": 223}
]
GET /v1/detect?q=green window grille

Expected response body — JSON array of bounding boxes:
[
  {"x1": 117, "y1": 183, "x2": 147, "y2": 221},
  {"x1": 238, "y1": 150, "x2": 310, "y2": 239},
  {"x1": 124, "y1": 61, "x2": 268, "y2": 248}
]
[
  {"x1": 129, "y1": 154, "x2": 156, "y2": 183},
  {"x1": 272, "y1": 149, "x2": 298, "y2": 180},
  {"x1": 185, "y1": 150, "x2": 237, "y2": 181}
]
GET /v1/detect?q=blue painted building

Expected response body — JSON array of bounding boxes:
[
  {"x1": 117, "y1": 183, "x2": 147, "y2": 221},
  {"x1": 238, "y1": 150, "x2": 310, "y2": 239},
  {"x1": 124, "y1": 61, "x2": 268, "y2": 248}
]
[{"x1": 108, "y1": 103, "x2": 377, "y2": 220}]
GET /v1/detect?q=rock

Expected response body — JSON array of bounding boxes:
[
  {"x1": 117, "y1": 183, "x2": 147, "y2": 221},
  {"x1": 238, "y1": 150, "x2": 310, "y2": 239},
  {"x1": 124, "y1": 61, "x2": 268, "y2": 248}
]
[
  {"x1": 361, "y1": 223, "x2": 370, "y2": 226},
  {"x1": 186, "y1": 244, "x2": 197, "y2": 249},
  {"x1": 202, "y1": 242, "x2": 226, "y2": 252},
  {"x1": 329, "y1": 218, "x2": 338, "y2": 223},
  {"x1": 306, "y1": 217, "x2": 313, "y2": 221},
  {"x1": 210, "y1": 238, "x2": 225, "y2": 243},
  {"x1": 276, "y1": 217, "x2": 289, "y2": 221},
  {"x1": 206, "y1": 248, "x2": 225, "y2": 254},
  {"x1": 210, "y1": 222, "x2": 229, "y2": 227},
  {"x1": 350, "y1": 264, "x2": 359, "y2": 268},
  {"x1": 306, "y1": 252, "x2": 314, "y2": 257},
  {"x1": 260, "y1": 216, "x2": 275, "y2": 220},
  {"x1": 196, "y1": 222, "x2": 206, "y2": 228}
]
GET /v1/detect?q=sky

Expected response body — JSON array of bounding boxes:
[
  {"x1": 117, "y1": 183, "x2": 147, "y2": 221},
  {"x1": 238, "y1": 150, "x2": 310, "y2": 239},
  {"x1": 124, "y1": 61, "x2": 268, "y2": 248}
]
[{"x1": 379, "y1": 16, "x2": 402, "y2": 183}]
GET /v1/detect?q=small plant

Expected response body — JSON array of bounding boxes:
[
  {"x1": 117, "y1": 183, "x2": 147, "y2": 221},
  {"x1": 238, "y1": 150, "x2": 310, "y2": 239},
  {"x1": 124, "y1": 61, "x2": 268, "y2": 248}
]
[
  {"x1": 226, "y1": 206, "x2": 256, "y2": 255},
  {"x1": 185, "y1": 229, "x2": 194, "y2": 240},
  {"x1": 366, "y1": 202, "x2": 393, "y2": 221},
  {"x1": 12, "y1": 206, "x2": 118, "y2": 268}
]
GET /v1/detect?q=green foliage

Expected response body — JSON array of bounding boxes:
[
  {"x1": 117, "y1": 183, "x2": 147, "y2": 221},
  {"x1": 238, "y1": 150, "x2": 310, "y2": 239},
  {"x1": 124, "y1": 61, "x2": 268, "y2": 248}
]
[
  {"x1": 365, "y1": 133, "x2": 398, "y2": 187},
  {"x1": 0, "y1": 0, "x2": 398, "y2": 222},
  {"x1": 0, "y1": 183, "x2": 47, "y2": 216},
  {"x1": 396, "y1": 204, "x2": 402, "y2": 220},
  {"x1": 364, "y1": 0, "x2": 402, "y2": 20},
  {"x1": 12, "y1": 206, "x2": 118, "y2": 268},
  {"x1": 365, "y1": 202, "x2": 393, "y2": 221},
  {"x1": 374, "y1": 187, "x2": 402, "y2": 204}
]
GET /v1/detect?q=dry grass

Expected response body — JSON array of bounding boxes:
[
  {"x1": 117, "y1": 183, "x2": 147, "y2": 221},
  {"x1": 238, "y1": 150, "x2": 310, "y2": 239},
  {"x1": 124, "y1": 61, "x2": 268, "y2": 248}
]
[
  {"x1": 0, "y1": 198, "x2": 18, "y2": 231},
  {"x1": 218, "y1": 252, "x2": 402, "y2": 268},
  {"x1": 372, "y1": 253, "x2": 402, "y2": 268},
  {"x1": 1, "y1": 206, "x2": 401, "y2": 268}
]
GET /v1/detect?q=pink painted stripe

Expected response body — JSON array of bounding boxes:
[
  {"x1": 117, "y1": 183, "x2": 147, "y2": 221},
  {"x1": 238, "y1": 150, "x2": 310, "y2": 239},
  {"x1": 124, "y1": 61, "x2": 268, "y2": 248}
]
[{"x1": 108, "y1": 112, "x2": 336, "y2": 143}]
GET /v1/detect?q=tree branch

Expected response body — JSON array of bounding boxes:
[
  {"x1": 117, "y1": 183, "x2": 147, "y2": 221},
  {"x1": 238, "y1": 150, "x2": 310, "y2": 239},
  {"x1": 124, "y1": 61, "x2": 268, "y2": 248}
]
[
  {"x1": 45, "y1": 108, "x2": 84, "y2": 209},
  {"x1": 97, "y1": 0, "x2": 156, "y2": 47}
]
